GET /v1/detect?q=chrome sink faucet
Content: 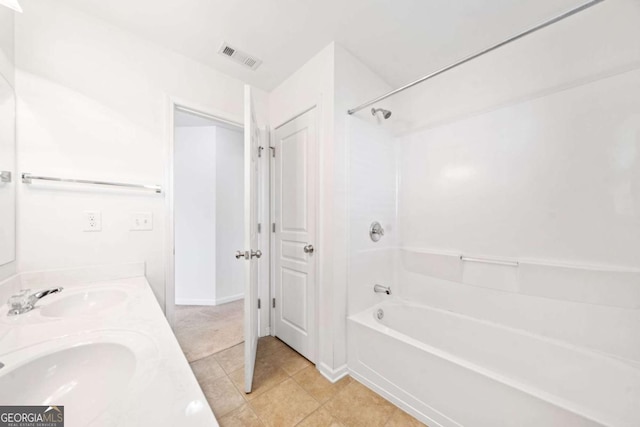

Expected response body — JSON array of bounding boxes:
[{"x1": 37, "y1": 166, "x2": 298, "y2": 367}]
[
  {"x1": 374, "y1": 284, "x2": 391, "y2": 295},
  {"x1": 7, "y1": 287, "x2": 63, "y2": 316}
]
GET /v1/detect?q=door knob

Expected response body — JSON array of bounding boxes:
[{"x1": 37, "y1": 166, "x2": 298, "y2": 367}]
[
  {"x1": 303, "y1": 244, "x2": 314, "y2": 254},
  {"x1": 251, "y1": 249, "x2": 262, "y2": 259},
  {"x1": 235, "y1": 250, "x2": 248, "y2": 259}
]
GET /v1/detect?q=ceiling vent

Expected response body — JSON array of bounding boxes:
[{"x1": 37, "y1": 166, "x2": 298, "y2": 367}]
[{"x1": 218, "y1": 42, "x2": 262, "y2": 71}]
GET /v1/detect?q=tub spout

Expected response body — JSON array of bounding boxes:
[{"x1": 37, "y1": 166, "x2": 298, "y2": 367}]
[{"x1": 374, "y1": 284, "x2": 391, "y2": 295}]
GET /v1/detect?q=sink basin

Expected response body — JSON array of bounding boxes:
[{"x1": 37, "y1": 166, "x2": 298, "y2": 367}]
[
  {"x1": 0, "y1": 343, "x2": 135, "y2": 425},
  {"x1": 0, "y1": 330, "x2": 158, "y2": 426},
  {"x1": 40, "y1": 289, "x2": 127, "y2": 317}
]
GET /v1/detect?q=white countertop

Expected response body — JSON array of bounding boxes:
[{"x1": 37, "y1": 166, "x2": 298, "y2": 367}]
[{"x1": 0, "y1": 275, "x2": 218, "y2": 427}]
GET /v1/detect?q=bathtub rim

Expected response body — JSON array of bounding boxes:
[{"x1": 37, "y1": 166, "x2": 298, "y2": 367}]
[{"x1": 348, "y1": 299, "x2": 635, "y2": 427}]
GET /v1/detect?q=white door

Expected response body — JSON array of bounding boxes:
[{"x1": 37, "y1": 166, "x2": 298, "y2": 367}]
[
  {"x1": 242, "y1": 85, "x2": 261, "y2": 392},
  {"x1": 273, "y1": 108, "x2": 316, "y2": 362}
]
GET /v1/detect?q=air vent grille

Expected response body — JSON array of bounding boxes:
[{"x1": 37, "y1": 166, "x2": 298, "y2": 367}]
[{"x1": 218, "y1": 42, "x2": 262, "y2": 71}]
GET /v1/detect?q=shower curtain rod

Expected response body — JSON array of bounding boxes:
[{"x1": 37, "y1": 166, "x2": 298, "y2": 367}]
[{"x1": 347, "y1": 0, "x2": 605, "y2": 115}]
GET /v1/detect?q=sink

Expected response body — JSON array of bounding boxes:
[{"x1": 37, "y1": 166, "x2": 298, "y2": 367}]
[
  {"x1": 40, "y1": 289, "x2": 127, "y2": 317},
  {"x1": 0, "y1": 330, "x2": 158, "y2": 426},
  {"x1": 0, "y1": 343, "x2": 135, "y2": 425}
]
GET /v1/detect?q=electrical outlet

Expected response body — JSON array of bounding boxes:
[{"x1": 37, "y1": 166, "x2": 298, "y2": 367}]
[
  {"x1": 130, "y1": 212, "x2": 153, "y2": 231},
  {"x1": 84, "y1": 211, "x2": 101, "y2": 232}
]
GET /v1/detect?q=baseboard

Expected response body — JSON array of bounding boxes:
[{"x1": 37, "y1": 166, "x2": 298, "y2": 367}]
[
  {"x1": 215, "y1": 293, "x2": 244, "y2": 305},
  {"x1": 175, "y1": 298, "x2": 217, "y2": 306},
  {"x1": 318, "y1": 362, "x2": 349, "y2": 383},
  {"x1": 175, "y1": 293, "x2": 244, "y2": 306}
]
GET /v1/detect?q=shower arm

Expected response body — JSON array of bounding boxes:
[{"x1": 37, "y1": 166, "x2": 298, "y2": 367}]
[{"x1": 346, "y1": 0, "x2": 605, "y2": 115}]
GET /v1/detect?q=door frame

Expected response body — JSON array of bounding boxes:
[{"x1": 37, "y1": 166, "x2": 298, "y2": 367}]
[
  {"x1": 165, "y1": 97, "x2": 271, "y2": 330},
  {"x1": 269, "y1": 105, "x2": 321, "y2": 363}
]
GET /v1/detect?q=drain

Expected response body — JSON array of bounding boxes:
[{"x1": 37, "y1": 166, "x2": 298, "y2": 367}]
[{"x1": 376, "y1": 308, "x2": 384, "y2": 320}]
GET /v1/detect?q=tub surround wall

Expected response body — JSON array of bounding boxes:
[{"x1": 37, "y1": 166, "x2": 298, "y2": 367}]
[
  {"x1": 346, "y1": 115, "x2": 397, "y2": 316},
  {"x1": 394, "y1": 16, "x2": 640, "y2": 362}
]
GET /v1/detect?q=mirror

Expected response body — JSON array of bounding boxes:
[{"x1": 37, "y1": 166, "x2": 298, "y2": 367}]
[{"x1": 0, "y1": 72, "x2": 16, "y2": 266}]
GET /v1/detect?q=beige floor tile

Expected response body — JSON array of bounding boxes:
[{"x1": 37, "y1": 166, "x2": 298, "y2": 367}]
[
  {"x1": 274, "y1": 345, "x2": 312, "y2": 376},
  {"x1": 215, "y1": 343, "x2": 245, "y2": 374},
  {"x1": 384, "y1": 409, "x2": 426, "y2": 427},
  {"x1": 229, "y1": 360, "x2": 290, "y2": 400},
  {"x1": 250, "y1": 379, "x2": 320, "y2": 427},
  {"x1": 218, "y1": 403, "x2": 264, "y2": 427},
  {"x1": 200, "y1": 375, "x2": 246, "y2": 417},
  {"x1": 323, "y1": 381, "x2": 396, "y2": 427},
  {"x1": 257, "y1": 336, "x2": 287, "y2": 357},
  {"x1": 296, "y1": 408, "x2": 344, "y2": 427},
  {"x1": 177, "y1": 321, "x2": 244, "y2": 362},
  {"x1": 190, "y1": 354, "x2": 226, "y2": 383},
  {"x1": 174, "y1": 302, "x2": 244, "y2": 362},
  {"x1": 293, "y1": 368, "x2": 352, "y2": 404}
]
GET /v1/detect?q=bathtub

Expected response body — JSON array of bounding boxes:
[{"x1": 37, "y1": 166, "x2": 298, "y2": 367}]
[{"x1": 347, "y1": 300, "x2": 640, "y2": 427}]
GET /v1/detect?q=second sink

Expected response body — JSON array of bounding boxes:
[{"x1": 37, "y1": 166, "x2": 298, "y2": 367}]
[{"x1": 40, "y1": 289, "x2": 127, "y2": 317}]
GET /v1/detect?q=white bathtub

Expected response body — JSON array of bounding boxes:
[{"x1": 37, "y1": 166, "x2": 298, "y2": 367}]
[{"x1": 347, "y1": 300, "x2": 640, "y2": 427}]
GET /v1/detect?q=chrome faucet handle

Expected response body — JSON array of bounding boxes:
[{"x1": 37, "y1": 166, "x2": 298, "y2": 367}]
[
  {"x1": 7, "y1": 287, "x2": 63, "y2": 316},
  {"x1": 8, "y1": 289, "x2": 32, "y2": 309},
  {"x1": 7, "y1": 289, "x2": 33, "y2": 316}
]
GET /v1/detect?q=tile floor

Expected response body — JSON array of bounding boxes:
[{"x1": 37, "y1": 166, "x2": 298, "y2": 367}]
[
  {"x1": 174, "y1": 300, "x2": 244, "y2": 362},
  {"x1": 188, "y1": 336, "x2": 426, "y2": 427}
]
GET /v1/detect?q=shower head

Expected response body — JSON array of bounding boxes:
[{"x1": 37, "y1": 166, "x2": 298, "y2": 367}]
[{"x1": 371, "y1": 108, "x2": 392, "y2": 120}]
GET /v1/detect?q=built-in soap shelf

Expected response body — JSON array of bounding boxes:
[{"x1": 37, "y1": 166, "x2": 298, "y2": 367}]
[{"x1": 400, "y1": 247, "x2": 640, "y2": 309}]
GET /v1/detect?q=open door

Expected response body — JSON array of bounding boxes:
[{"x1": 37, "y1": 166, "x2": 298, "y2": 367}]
[{"x1": 242, "y1": 85, "x2": 261, "y2": 393}]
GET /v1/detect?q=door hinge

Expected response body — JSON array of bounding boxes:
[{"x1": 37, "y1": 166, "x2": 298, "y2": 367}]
[
  {"x1": 272, "y1": 223, "x2": 276, "y2": 233},
  {"x1": 258, "y1": 298, "x2": 261, "y2": 309},
  {"x1": 270, "y1": 146, "x2": 275, "y2": 157},
  {"x1": 272, "y1": 298, "x2": 276, "y2": 308},
  {"x1": 258, "y1": 146, "x2": 264, "y2": 158},
  {"x1": 258, "y1": 223, "x2": 262, "y2": 233}
]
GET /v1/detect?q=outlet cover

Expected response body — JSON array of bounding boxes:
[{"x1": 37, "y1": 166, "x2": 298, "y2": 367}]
[
  {"x1": 130, "y1": 212, "x2": 153, "y2": 231},
  {"x1": 84, "y1": 211, "x2": 102, "y2": 232}
]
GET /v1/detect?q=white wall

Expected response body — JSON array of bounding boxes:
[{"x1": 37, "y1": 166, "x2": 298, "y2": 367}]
[
  {"x1": 13, "y1": 0, "x2": 267, "y2": 309},
  {"x1": 269, "y1": 43, "x2": 337, "y2": 377},
  {"x1": 392, "y1": 0, "x2": 640, "y2": 361},
  {"x1": 269, "y1": 42, "x2": 397, "y2": 380},
  {"x1": 215, "y1": 126, "x2": 244, "y2": 303},
  {"x1": 0, "y1": 5, "x2": 15, "y2": 282},
  {"x1": 0, "y1": 5, "x2": 14, "y2": 87},
  {"x1": 174, "y1": 126, "x2": 217, "y2": 305}
]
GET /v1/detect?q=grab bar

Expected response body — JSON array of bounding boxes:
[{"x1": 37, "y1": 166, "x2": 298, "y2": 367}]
[
  {"x1": 460, "y1": 256, "x2": 519, "y2": 267},
  {"x1": 22, "y1": 173, "x2": 162, "y2": 194}
]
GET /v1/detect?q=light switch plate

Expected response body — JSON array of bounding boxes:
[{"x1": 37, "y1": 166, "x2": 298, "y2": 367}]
[
  {"x1": 84, "y1": 211, "x2": 101, "y2": 232},
  {"x1": 130, "y1": 212, "x2": 153, "y2": 231}
]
